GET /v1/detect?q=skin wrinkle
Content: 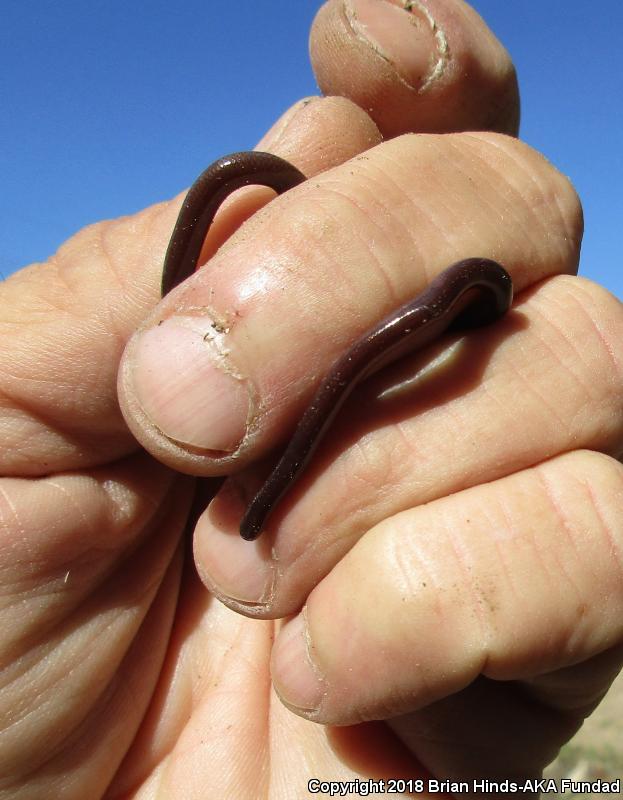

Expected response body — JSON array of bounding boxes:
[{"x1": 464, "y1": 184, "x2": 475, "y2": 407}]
[
  {"x1": 35, "y1": 477, "x2": 166, "y2": 591},
  {"x1": 465, "y1": 163, "x2": 551, "y2": 267},
  {"x1": 332, "y1": 448, "x2": 379, "y2": 533},
  {"x1": 9, "y1": 561, "x2": 107, "y2": 670},
  {"x1": 342, "y1": 439, "x2": 388, "y2": 506},
  {"x1": 8, "y1": 341, "x2": 110, "y2": 433},
  {"x1": 500, "y1": 144, "x2": 582, "y2": 259},
  {"x1": 262, "y1": 636, "x2": 276, "y2": 788},
  {"x1": 470, "y1": 368, "x2": 509, "y2": 444},
  {"x1": 42, "y1": 259, "x2": 76, "y2": 315},
  {"x1": 44, "y1": 478, "x2": 95, "y2": 541},
  {"x1": 371, "y1": 146, "x2": 439, "y2": 252},
  {"x1": 369, "y1": 412, "x2": 418, "y2": 474},
  {"x1": 263, "y1": 97, "x2": 317, "y2": 153},
  {"x1": 500, "y1": 340, "x2": 570, "y2": 450},
  {"x1": 100, "y1": 220, "x2": 132, "y2": 301},
  {"x1": 514, "y1": 346, "x2": 571, "y2": 435},
  {"x1": 0, "y1": 624, "x2": 56, "y2": 702},
  {"x1": 565, "y1": 283, "x2": 623, "y2": 391},
  {"x1": 583, "y1": 473, "x2": 623, "y2": 590},
  {"x1": 59, "y1": 592, "x2": 180, "y2": 796},
  {"x1": 71, "y1": 229, "x2": 115, "y2": 305},
  {"x1": 313, "y1": 399, "x2": 433, "y2": 547},
  {"x1": 487, "y1": 494, "x2": 524, "y2": 645},
  {"x1": 388, "y1": 419, "x2": 422, "y2": 475},
  {"x1": 533, "y1": 519, "x2": 581, "y2": 643},
  {"x1": 115, "y1": 203, "x2": 177, "y2": 307},
  {"x1": 342, "y1": 205, "x2": 403, "y2": 312},
  {"x1": 267, "y1": 193, "x2": 362, "y2": 328},
  {"x1": 343, "y1": 169, "x2": 413, "y2": 275},
  {"x1": 419, "y1": 142, "x2": 504, "y2": 256},
  {"x1": 2, "y1": 613, "x2": 122, "y2": 746},
  {"x1": 306, "y1": 182, "x2": 401, "y2": 311},
  {"x1": 439, "y1": 505, "x2": 492, "y2": 665},
  {"x1": 1, "y1": 272, "x2": 50, "y2": 324},
  {"x1": 553, "y1": 303, "x2": 610, "y2": 403},
  {"x1": 537, "y1": 314, "x2": 601, "y2": 414},
  {"x1": 527, "y1": 289, "x2": 608, "y2": 438},
  {"x1": 531, "y1": 466, "x2": 586, "y2": 626},
  {"x1": 279, "y1": 528, "x2": 329, "y2": 596},
  {"x1": 426, "y1": 393, "x2": 465, "y2": 451},
  {"x1": 384, "y1": 524, "x2": 439, "y2": 638},
  {"x1": 531, "y1": 488, "x2": 583, "y2": 624},
  {"x1": 373, "y1": 386, "x2": 482, "y2": 504},
  {"x1": 465, "y1": 135, "x2": 580, "y2": 269},
  {"x1": 564, "y1": 475, "x2": 609, "y2": 593},
  {"x1": 444, "y1": 138, "x2": 537, "y2": 258},
  {"x1": 397, "y1": 523, "x2": 443, "y2": 620},
  {"x1": 350, "y1": 154, "x2": 425, "y2": 267},
  {"x1": 0, "y1": 485, "x2": 27, "y2": 552},
  {"x1": 378, "y1": 143, "x2": 458, "y2": 260},
  {"x1": 149, "y1": 206, "x2": 190, "y2": 294},
  {"x1": 326, "y1": 461, "x2": 366, "y2": 541},
  {"x1": 218, "y1": 626, "x2": 267, "y2": 688},
  {"x1": 549, "y1": 183, "x2": 584, "y2": 260},
  {"x1": 441, "y1": 143, "x2": 515, "y2": 229},
  {"x1": 404, "y1": 189, "x2": 456, "y2": 258}
]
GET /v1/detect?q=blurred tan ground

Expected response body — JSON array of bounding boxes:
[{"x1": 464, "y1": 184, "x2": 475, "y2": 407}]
[{"x1": 545, "y1": 669, "x2": 623, "y2": 796}]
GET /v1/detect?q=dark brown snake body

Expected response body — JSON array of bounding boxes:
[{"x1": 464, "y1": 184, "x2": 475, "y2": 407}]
[{"x1": 161, "y1": 151, "x2": 513, "y2": 540}]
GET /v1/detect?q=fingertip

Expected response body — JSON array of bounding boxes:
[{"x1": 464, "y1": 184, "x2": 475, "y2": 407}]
[
  {"x1": 272, "y1": 613, "x2": 327, "y2": 716},
  {"x1": 257, "y1": 95, "x2": 383, "y2": 175},
  {"x1": 310, "y1": 0, "x2": 520, "y2": 137}
]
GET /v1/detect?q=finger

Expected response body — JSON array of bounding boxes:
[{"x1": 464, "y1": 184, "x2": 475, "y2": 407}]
[
  {"x1": 107, "y1": 570, "x2": 426, "y2": 798},
  {"x1": 310, "y1": 0, "x2": 520, "y2": 137},
  {"x1": 119, "y1": 133, "x2": 580, "y2": 476},
  {"x1": 270, "y1": 450, "x2": 623, "y2": 727},
  {"x1": 195, "y1": 276, "x2": 623, "y2": 616},
  {"x1": 0, "y1": 96, "x2": 380, "y2": 477},
  {"x1": 258, "y1": 96, "x2": 382, "y2": 174},
  {"x1": 200, "y1": 96, "x2": 382, "y2": 264},
  {"x1": 0, "y1": 454, "x2": 193, "y2": 794},
  {"x1": 387, "y1": 642, "x2": 623, "y2": 785}
]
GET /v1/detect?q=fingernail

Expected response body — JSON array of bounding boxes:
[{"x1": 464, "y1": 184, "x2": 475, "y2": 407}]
[
  {"x1": 199, "y1": 532, "x2": 275, "y2": 606},
  {"x1": 345, "y1": 0, "x2": 448, "y2": 91},
  {"x1": 195, "y1": 482, "x2": 276, "y2": 605},
  {"x1": 272, "y1": 613, "x2": 325, "y2": 713},
  {"x1": 130, "y1": 315, "x2": 251, "y2": 451}
]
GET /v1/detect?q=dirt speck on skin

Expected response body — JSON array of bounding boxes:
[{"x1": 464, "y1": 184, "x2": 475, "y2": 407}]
[{"x1": 545, "y1": 669, "x2": 623, "y2": 797}]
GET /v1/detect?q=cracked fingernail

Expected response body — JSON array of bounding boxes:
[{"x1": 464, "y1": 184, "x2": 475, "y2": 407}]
[
  {"x1": 345, "y1": 0, "x2": 448, "y2": 91},
  {"x1": 130, "y1": 315, "x2": 251, "y2": 451}
]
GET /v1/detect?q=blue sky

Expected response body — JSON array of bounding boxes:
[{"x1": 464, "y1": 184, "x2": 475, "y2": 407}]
[{"x1": 1, "y1": 1, "x2": 621, "y2": 299}]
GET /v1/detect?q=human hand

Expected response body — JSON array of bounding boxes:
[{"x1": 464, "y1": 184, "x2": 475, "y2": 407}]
[{"x1": 2, "y1": 3, "x2": 620, "y2": 799}]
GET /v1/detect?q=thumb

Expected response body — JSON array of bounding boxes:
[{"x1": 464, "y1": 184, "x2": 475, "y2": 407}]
[{"x1": 0, "y1": 97, "x2": 377, "y2": 477}]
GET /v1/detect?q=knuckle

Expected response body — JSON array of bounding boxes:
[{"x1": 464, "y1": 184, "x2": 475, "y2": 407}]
[
  {"x1": 461, "y1": 133, "x2": 583, "y2": 273},
  {"x1": 548, "y1": 276, "x2": 623, "y2": 401},
  {"x1": 518, "y1": 275, "x2": 623, "y2": 457},
  {"x1": 541, "y1": 450, "x2": 623, "y2": 564}
]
